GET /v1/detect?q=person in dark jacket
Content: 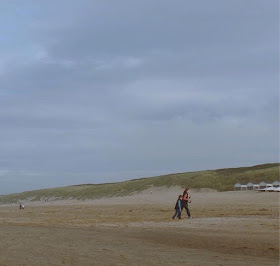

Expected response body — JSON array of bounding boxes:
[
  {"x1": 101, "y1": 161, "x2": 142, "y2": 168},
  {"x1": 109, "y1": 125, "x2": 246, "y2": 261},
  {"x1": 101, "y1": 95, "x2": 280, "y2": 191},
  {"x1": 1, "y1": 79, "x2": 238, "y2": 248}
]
[
  {"x1": 181, "y1": 187, "x2": 192, "y2": 218},
  {"x1": 172, "y1": 195, "x2": 182, "y2": 220}
]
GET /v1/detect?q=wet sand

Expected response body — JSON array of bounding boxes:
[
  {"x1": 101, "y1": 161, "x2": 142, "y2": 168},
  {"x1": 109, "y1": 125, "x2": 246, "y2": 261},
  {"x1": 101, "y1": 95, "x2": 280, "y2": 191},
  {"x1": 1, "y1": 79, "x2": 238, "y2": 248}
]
[{"x1": 0, "y1": 189, "x2": 279, "y2": 265}]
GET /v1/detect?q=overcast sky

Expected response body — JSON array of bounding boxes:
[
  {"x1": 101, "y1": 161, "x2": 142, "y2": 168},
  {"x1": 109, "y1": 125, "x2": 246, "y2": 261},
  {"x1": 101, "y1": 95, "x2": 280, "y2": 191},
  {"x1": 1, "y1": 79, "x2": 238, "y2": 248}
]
[{"x1": 0, "y1": 0, "x2": 279, "y2": 194}]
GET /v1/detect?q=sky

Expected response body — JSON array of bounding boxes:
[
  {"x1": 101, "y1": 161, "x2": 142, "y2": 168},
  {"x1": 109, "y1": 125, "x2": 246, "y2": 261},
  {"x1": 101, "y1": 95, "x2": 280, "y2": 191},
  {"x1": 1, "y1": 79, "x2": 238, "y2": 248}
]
[{"x1": 0, "y1": 0, "x2": 279, "y2": 195}]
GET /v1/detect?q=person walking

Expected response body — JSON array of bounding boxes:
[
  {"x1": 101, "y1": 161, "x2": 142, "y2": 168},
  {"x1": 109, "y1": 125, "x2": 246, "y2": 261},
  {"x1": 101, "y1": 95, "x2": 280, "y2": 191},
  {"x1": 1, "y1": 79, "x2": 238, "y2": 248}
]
[
  {"x1": 181, "y1": 187, "x2": 192, "y2": 219},
  {"x1": 172, "y1": 195, "x2": 182, "y2": 221}
]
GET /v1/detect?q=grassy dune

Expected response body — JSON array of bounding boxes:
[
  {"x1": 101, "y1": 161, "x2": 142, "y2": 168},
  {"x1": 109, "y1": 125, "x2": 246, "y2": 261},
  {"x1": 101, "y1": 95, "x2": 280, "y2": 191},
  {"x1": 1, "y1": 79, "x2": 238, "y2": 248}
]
[{"x1": 1, "y1": 163, "x2": 279, "y2": 203}]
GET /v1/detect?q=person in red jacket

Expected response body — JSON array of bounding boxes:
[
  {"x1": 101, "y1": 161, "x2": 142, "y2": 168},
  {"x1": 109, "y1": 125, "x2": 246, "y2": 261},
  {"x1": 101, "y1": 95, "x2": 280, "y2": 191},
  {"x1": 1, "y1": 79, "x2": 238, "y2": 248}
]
[{"x1": 181, "y1": 187, "x2": 192, "y2": 218}]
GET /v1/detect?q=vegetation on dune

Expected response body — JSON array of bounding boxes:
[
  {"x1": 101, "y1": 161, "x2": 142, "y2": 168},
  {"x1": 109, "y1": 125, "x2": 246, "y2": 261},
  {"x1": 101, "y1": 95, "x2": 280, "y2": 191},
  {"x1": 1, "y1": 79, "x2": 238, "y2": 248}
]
[{"x1": 0, "y1": 163, "x2": 279, "y2": 203}]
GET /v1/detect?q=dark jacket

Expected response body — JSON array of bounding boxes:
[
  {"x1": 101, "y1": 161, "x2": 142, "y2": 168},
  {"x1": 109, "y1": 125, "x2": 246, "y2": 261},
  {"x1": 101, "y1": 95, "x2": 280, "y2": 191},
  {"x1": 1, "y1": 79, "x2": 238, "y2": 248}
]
[{"x1": 175, "y1": 199, "x2": 181, "y2": 210}]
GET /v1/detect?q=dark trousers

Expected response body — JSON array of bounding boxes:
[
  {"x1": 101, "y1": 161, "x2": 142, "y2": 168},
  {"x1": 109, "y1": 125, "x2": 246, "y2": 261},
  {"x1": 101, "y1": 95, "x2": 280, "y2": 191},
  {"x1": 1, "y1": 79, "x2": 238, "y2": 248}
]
[
  {"x1": 181, "y1": 201, "x2": 191, "y2": 217},
  {"x1": 172, "y1": 209, "x2": 181, "y2": 219}
]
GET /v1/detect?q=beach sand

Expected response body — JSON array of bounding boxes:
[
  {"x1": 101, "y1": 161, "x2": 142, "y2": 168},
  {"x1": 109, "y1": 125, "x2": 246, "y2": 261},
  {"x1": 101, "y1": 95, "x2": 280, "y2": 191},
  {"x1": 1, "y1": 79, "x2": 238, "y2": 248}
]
[{"x1": 0, "y1": 189, "x2": 279, "y2": 265}]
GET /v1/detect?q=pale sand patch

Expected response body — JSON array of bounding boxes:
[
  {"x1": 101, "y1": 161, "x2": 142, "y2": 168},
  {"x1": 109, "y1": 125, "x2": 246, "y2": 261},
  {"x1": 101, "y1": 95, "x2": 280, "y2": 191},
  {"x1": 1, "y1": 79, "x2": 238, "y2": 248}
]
[{"x1": 4, "y1": 186, "x2": 277, "y2": 207}]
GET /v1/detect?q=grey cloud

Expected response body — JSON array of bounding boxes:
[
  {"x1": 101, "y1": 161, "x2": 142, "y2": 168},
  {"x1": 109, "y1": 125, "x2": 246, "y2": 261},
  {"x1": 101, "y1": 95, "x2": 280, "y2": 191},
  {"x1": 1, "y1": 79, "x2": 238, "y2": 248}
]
[
  {"x1": 0, "y1": 0, "x2": 278, "y2": 194},
  {"x1": 32, "y1": 1, "x2": 276, "y2": 57}
]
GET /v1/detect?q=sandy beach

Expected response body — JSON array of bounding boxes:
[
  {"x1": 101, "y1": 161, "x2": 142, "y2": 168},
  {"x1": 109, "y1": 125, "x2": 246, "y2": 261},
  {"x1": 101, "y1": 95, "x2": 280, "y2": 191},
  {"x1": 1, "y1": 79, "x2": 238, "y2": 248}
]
[{"x1": 0, "y1": 189, "x2": 279, "y2": 265}]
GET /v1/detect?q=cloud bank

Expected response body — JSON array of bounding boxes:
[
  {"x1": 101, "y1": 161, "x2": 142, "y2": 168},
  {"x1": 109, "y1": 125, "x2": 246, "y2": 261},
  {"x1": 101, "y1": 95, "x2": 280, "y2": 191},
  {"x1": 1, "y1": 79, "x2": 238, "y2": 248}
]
[{"x1": 0, "y1": 0, "x2": 278, "y2": 194}]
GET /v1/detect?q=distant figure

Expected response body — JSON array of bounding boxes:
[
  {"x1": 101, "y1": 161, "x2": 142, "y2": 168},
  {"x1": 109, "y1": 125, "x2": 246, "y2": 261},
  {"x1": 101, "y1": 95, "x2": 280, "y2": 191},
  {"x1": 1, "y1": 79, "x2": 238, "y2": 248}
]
[
  {"x1": 19, "y1": 204, "x2": 22, "y2": 210},
  {"x1": 150, "y1": 190, "x2": 153, "y2": 195},
  {"x1": 22, "y1": 204, "x2": 25, "y2": 209},
  {"x1": 172, "y1": 195, "x2": 182, "y2": 221},
  {"x1": 181, "y1": 187, "x2": 192, "y2": 219}
]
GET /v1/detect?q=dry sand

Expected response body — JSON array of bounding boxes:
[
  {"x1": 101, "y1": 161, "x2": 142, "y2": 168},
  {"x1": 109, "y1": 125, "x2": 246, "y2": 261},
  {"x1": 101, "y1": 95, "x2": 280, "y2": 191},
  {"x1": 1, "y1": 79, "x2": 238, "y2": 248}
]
[{"x1": 0, "y1": 188, "x2": 279, "y2": 265}]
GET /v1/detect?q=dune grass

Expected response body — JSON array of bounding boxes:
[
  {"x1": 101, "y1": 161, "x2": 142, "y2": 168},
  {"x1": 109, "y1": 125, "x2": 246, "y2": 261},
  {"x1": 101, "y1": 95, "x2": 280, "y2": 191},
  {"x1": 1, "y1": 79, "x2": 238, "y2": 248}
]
[{"x1": 0, "y1": 163, "x2": 279, "y2": 203}]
